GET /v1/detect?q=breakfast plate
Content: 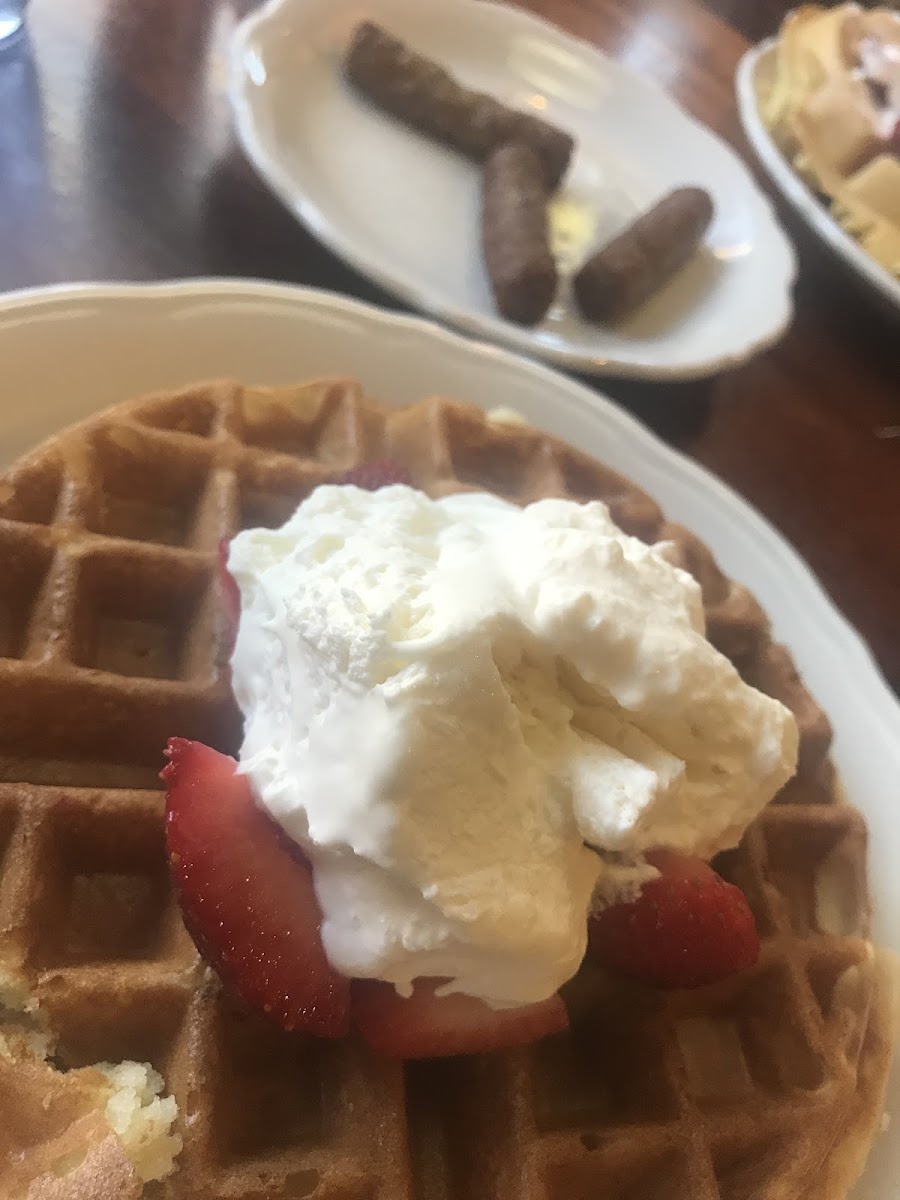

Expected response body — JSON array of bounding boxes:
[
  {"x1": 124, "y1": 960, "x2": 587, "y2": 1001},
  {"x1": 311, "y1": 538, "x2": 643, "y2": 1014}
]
[
  {"x1": 0, "y1": 278, "x2": 898, "y2": 1196},
  {"x1": 736, "y1": 39, "x2": 900, "y2": 317},
  {"x1": 227, "y1": 0, "x2": 797, "y2": 381}
]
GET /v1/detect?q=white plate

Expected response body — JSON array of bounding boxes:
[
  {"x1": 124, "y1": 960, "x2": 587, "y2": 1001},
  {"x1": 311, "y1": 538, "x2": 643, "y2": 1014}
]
[
  {"x1": 0, "y1": 279, "x2": 897, "y2": 1196},
  {"x1": 736, "y1": 39, "x2": 900, "y2": 316},
  {"x1": 227, "y1": 0, "x2": 797, "y2": 381}
]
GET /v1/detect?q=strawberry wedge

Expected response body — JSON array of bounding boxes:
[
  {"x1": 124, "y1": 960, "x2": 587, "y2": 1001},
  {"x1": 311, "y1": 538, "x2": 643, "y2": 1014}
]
[
  {"x1": 163, "y1": 738, "x2": 351, "y2": 1037},
  {"x1": 353, "y1": 978, "x2": 568, "y2": 1058},
  {"x1": 588, "y1": 849, "x2": 760, "y2": 990},
  {"x1": 336, "y1": 460, "x2": 413, "y2": 489}
]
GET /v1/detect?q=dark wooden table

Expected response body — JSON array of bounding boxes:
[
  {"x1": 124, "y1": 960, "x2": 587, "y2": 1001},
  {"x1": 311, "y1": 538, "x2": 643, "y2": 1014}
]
[{"x1": 1, "y1": 0, "x2": 898, "y2": 693}]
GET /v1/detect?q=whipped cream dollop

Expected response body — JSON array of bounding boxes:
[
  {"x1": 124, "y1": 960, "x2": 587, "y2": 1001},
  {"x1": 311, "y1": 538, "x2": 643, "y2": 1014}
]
[{"x1": 229, "y1": 486, "x2": 798, "y2": 1007}]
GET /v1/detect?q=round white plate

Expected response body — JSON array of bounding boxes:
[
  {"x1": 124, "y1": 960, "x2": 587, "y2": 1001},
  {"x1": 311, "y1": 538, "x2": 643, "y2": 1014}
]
[
  {"x1": 736, "y1": 39, "x2": 900, "y2": 317},
  {"x1": 0, "y1": 279, "x2": 897, "y2": 1195},
  {"x1": 227, "y1": 0, "x2": 797, "y2": 381}
]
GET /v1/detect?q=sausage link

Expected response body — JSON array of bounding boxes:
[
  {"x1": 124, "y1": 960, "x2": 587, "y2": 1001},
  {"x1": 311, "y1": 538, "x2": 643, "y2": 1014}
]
[
  {"x1": 345, "y1": 21, "x2": 574, "y2": 191},
  {"x1": 573, "y1": 187, "x2": 714, "y2": 323},
  {"x1": 482, "y1": 143, "x2": 558, "y2": 326}
]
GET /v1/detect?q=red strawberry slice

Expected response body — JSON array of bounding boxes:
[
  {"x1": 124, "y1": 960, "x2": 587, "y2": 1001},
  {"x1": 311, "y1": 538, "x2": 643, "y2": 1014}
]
[
  {"x1": 587, "y1": 850, "x2": 760, "y2": 990},
  {"x1": 336, "y1": 460, "x2": 413, "y2": 490},
  {"x1": 163, "y1": 738, "x2": 351, "y2": 1037},
  {"x1": 352, "y1": 978, "x2": 568, "y2": 1058},
  {"x1": 218, "y1": 537, "x2": 241, "y2": 657}
]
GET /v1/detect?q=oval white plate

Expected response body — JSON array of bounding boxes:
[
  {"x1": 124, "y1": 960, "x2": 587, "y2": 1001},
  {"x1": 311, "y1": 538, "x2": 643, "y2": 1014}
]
[
  {"x1": 227, "y1": 0, "x2": 797, "y2": 381},
  {"x1": 736, "y1": 39, "x2": 900, "y2": 316},
  {"x1": 0, "y1": 279, "x2": 897, "y2": 1195}
]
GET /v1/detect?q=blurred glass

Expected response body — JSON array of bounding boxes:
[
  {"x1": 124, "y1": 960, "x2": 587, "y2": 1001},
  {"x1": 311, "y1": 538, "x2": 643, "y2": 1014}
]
[{"x1": 0, "y1": 0, "x2": 28, "y2": 47}]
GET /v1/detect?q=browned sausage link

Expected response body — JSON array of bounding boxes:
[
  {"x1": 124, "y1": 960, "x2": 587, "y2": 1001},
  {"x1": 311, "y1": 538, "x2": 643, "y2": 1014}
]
[
  {"x1": 573, "y1": 187, "x2": 715, "y2": 323},
  {"x1": 344, "y1": 21, "x2": 574, "y2": 191},
  {"x1": 482, "y1": 143, "x2": 558, "y2": 327}
]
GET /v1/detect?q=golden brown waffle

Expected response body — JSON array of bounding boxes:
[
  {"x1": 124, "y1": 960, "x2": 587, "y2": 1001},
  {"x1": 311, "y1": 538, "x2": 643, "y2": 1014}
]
[{"x1": 0, "y1": 379, "x2": 894, "y2": 1199}]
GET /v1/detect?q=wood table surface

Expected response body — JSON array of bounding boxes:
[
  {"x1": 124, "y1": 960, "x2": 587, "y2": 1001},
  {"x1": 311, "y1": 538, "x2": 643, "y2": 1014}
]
[{"x1": 0, "y1": 0, "x2": 898, "y2": 695}]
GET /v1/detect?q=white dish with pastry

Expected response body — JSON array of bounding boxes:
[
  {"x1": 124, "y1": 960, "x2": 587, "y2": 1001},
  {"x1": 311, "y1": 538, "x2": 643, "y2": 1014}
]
[{"x1": 737, "y1": 3, "x2": 900, "y2": 314}]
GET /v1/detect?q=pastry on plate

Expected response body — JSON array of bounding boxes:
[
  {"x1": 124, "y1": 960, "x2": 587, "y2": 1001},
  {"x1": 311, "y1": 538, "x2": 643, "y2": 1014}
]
[{"x1": 758, "y1": 2, "x2": 900, "y2": 276}]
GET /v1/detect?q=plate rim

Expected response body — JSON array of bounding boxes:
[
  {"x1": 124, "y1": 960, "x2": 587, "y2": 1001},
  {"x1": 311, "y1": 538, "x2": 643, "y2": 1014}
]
[
  {"x1": 0, "y1": 275, "x2": 896, "y2": 742},
  {"x1": 226, "y1": 0, "x2": 798, "y2": 382},
  {"x1": 735, "y1": 39, "x2": 900, "y2": 313}
]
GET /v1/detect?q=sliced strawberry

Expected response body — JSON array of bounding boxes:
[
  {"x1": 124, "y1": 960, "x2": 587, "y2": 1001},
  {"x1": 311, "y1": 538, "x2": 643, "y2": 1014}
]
[
  {"x1": 336, "y1": 460, "x2": 413, "y2": 489},
  {"x1": 218, "y1": 537, "x2": 241, "y2": 657},
  {"x1": 587, "y1": 850, "x2": 760, "y2": 990},
  {"x1": 163, "y1": 738, "x2": 351, "y2": 1037},
  {"x1": 352, "y1": 978, "x2": 568, "y2": 1058}
]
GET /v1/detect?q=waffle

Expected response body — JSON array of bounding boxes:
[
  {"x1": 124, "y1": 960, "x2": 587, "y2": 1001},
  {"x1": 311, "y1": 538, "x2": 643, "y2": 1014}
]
[{"x1": 0, "y1": 379, "x2": 894, "y2": 1199}]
